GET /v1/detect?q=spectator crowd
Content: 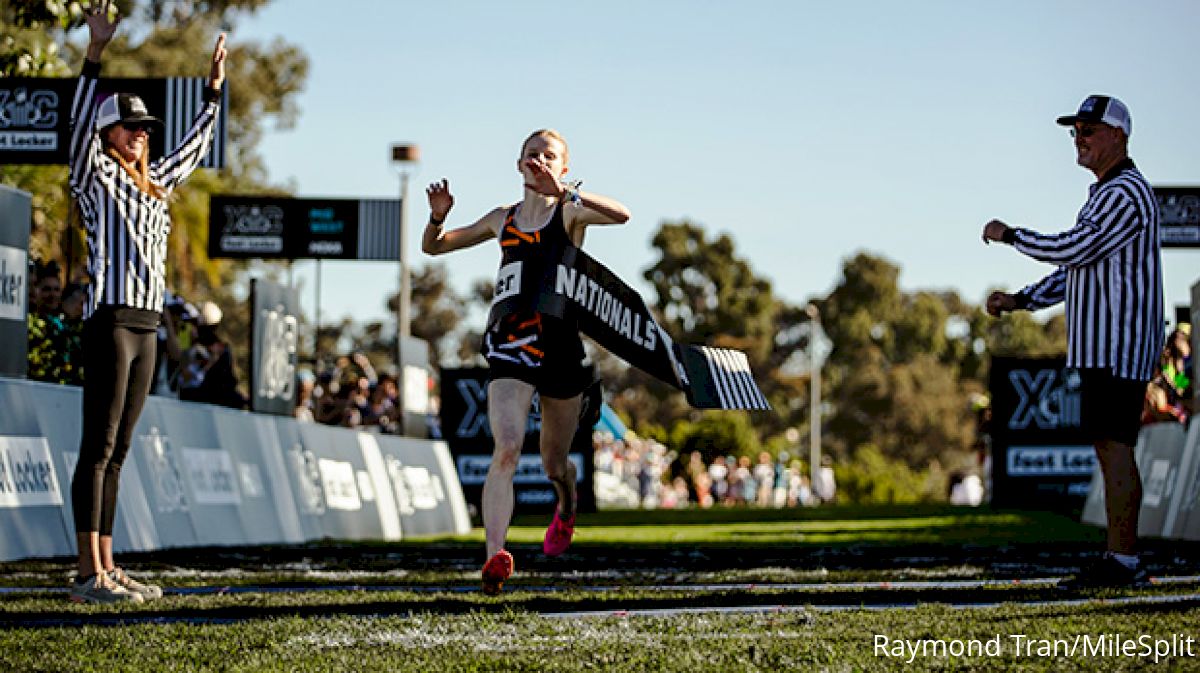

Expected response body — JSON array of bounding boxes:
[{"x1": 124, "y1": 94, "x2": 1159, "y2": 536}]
[
  {"x1": 592, "y1": 431, "x2": 835, "y2": 510},
  {"x1": 1143, "y1": 323, "x2": 1193, "y2": 426},
  {"x1": 24, "y1": 257, "x2": 245, "y2": 409},
  {"x1": 291, "y1": 353, "x2": 405, "y2": 434},
  {"x1": 24, "y1": 257, "x2": 413, "y2": 434}
]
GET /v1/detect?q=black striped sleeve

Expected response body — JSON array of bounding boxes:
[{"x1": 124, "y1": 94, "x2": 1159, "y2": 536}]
[
  {"x1": 68, "y1": 60, "x2": 102, "y2": 197},
  {"x1": 1012, "y1": 187, "x2": 1143, "y2": 268},
  {"x1": 1016, "y1": 266, "x2": 1066, "y2": 310},
  {"x1": 152, "y1": 99, "x2": 220, "y2": 191}
]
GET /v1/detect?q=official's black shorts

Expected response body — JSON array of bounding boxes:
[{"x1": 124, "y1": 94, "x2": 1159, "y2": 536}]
[{"x1": 1078, "y1": 368, "x2": 1148, "y2": 448}]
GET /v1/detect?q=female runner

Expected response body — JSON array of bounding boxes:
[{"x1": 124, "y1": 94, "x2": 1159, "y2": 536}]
[{"x1": 423, "y1": 129, "x2": 630, "y2": 594}]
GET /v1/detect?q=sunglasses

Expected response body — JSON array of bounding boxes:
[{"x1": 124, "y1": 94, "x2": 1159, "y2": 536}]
[
  {"x1": 1069, "y1": 125, "x2": 1105, "y2": 139},
  {"x1": 120, "y1": 121, "x2": 155, "y2": 134}
]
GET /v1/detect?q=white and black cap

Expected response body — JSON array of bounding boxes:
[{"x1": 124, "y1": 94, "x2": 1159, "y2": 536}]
[
  {"x1": 95, "y1": 93, "x2": 164, "y2": 132},
  {"x1": 1056, "y1": 95, "x2": 1132, "y2": 136}
]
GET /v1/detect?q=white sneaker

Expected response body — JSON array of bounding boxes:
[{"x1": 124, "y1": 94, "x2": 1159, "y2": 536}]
[
  {"x1": 69, "y1": 572, "x2": 144, "y2": 605},
  {"x1": 110, "y1": 567, "x2": 163, "y2": 601}
]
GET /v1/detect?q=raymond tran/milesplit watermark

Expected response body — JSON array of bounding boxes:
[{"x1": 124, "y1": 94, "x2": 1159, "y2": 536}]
[{"x1": 874, "y1": 633, "x2": 1196, "y2": 664}]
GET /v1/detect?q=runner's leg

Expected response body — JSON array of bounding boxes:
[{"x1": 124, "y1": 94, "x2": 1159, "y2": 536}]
[
  {"x1": 540, "y1": 393, "x2": 582, "y2": 519},
  {"x1": 483, "y1": 378, "x2": 536, "y2": 557}
]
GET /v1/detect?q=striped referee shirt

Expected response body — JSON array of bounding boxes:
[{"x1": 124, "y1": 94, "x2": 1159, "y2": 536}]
[
  {"x1": 1011, "y1": 158, "x2": 1163, "y2": 381},
  {"x1": 68, "y1": 60, "x2": 220, "y2": 320}
]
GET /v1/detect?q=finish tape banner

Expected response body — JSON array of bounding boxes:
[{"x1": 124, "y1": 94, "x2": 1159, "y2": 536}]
[{"x1": 507, "y1": 244, "x2": 770, "y2": 410}]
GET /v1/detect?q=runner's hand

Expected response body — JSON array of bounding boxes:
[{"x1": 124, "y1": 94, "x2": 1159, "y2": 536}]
[
  {"x1": 523, "y1": 158, "x2": 565, "y2": 198},
  {"x1": 426, "y1": 179, "x2": 454, "y2": 221}
]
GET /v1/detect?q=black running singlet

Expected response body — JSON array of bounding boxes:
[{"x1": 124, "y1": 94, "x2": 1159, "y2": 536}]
[{"x1": 483, "y1": 203, "x2": 584, "y2": 369}]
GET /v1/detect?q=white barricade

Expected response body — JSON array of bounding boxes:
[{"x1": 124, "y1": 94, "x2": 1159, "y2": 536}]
[
  {"x1": 0, "y1": 377, "x2": 470, "y2": 562},
  {"x1": 1163, "y1": 421, "x2": 1200, "y2": 540},
  {"x1": 1080, "y1": 422, "x2": 1192, "y2": 538}
]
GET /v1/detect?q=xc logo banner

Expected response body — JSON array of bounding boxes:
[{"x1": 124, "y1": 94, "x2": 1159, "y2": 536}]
[
  {"x1": 1, "y1": 76, "x2": 226, "y2": 167},
  {"x1": 988, "y1": 356, "x2": 1092, "y2": 512},
  {"x1": 1006, "y1": 367, "x2": 1081, "y2": 431}
]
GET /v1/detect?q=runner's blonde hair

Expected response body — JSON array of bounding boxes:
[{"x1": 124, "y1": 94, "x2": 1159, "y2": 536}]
[{"x1": 520, "y1": 128, "x2": 569, "y2": 165}]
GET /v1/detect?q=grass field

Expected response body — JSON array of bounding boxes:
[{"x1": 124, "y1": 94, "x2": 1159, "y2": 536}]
[{"x1": 2, "y1": 505, "x2": 1199, "y2": 672}]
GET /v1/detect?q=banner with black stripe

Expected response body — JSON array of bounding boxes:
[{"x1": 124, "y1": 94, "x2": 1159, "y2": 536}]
[
  {"x1": 0, "y1": 76, "x2": 226, "y2": 168},
  {"x1": 207, "y1": 196, "x2": 400, "y2": 260},
  {"x1": 511, "y1": 245, "x2": 770, "y2": 410}
]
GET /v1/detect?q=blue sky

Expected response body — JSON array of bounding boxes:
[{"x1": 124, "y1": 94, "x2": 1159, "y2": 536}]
[{"x1": 236, "y1": 1, "x2": 1200, "y2": 335}]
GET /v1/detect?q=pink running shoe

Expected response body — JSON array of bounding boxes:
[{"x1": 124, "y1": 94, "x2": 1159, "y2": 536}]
[
  {"x1": 482, "y1": 550, "x2": 514, "y2": 596},
  {"x1": 542, "y1": 511, "x2": 576, "y2": 557}
]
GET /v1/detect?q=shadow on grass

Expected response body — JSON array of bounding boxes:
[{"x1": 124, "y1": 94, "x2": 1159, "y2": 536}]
[{"x1": 5, "y1": 584, "x2": 1197, "y2": 629}]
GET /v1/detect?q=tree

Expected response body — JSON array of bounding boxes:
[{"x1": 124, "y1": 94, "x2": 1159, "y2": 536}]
[
  {"x1": 816, "y1": 251, "x2": 1065, "y2": 472},
  {"x1": 643, "y1": 221, "x2": 781, "y2": 368},
  {"x1": 385, "y1": 262, "x2": 466, "y2": 367},
  {"x1": 669, "y1": 411, "x2": 760, "y2": 464},
  {"x1": 623, "y1": 220, "x2": 788, "y2": 439}
]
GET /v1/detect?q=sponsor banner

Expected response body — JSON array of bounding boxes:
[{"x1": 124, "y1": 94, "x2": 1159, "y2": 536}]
[
  {"x1": 0, "y1": 186, "x2": 31, "y2": 379},
  {"x1": 318, "y1": 458, "x2": 362, "y2": 511},
  {"x1": 440, "y1": 367, "x2": 595, "y2": 514},
  {"x1": 0, "y1": 377, "x2": 473, "y2": 561},
  {"x1": 355, "y1": 471, "x2": 377, "y2": 502},
  {"x1": 1164, "y1": 422, "x2": 1200, "y2": 540},
  {"x1": 1143, "y1": 459, "x2": 1174, "y2": 508},
  {"x1": 0, "y1": 436, "x2": 63, "y2": 508},
  {"x1": 374, "y1": 435, "x2": 471, "y2": 536},
  {"x1": 356, "y1": 433, "x2": 400, "y2": 540},
  {"x1": 1085, "y1": 422, "x2": 1192, "y2": 535},
  {"x1": 1005, "y1": 446, "x2": 1096, "y2": 477},
  {"x1": 238, "y1": 462, "x2": 265, "y2": 499},
  {"x1": 1134, "y1": 423, "x2": 1189, "y2": 537},
  {"x1": 140, "y1": 428, "x2": 188, "y2": 514},
  {"x1": 180, "y1": 447, "x2": 242, "y2": 506},
  {"x1": 989, "y1": 357, "x2": 1093, "y2": 511},
  {"x1": 249, "y1": 279, "x2": 300, "y2": 416},
  {"x1": 287, "y1": 442, "x2": 326, "y2": 516},
  {"x1": 517, "y1": 488, "x2": 557, "y2": 505},
  {"x1": 1155, "y1": 186, "x2": 1200, "y2": 248},
  {"x1": 0, "y1": 245, "x2": 26, "y2": 322},
  {"x1": 0, "y1": 77, "x2": 226, "y2": 167},
  {"x1": 456, "y1": 453, "x2": 586, "y2": 486},
  {"x1": 402, "y1": 465, "x2": 444, "y2": 510},
  {"x1": 396, "y1": 336, "x2": 433, "y2": 437},
  {"x1": 385, "y1": 460, "x2": 447, "y2": 513},
  {"x1": 208, "y1": 196, "x2": 399, "y2": 260}
]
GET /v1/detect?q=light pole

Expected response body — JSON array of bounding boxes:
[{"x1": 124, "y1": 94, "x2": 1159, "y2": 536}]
[
  {"x1": 806, "y1": 303, "x2": 822, "y2": 490},
  {"x1": 391, "y1": 144, "x2": 419, "y2": 353},
  {"x1": 391, "y1": 143, "x2": 419, "y2": 433}
]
